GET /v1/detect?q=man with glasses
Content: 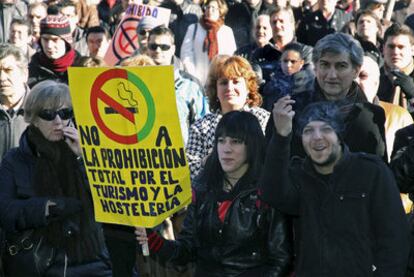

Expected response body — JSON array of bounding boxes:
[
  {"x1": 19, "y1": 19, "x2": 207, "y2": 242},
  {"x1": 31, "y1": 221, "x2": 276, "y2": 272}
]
[{"x1": 147, "y1": 25, "x2": 208, "y2": 145}]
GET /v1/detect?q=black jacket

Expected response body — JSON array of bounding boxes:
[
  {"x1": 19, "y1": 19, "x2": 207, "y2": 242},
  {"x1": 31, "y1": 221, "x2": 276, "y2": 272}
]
[
  {"x1": 261, "y1": 133, "x2": 410, "y2": 277},
  {"x1": 296, "y1": 9, "x2": 353, "y2": 46},
  {"x1": 28, "y1": 50, "x2": 83, "y2": 88},
  {"x1": 390, "y1": 124, "x2": 414, "y2": 193},
  {"x1": 377, "y1": 67, "x2": 414, "y2": 117},
  {"x1": 0, "y1": 130, "x2": 111, "y2": 275},
  {"x1": 154, "y1": 181, "x2": 293, "y2": 276},
  {"x1": 265, "y1": 81, "x2": 388, "y2": 162}
]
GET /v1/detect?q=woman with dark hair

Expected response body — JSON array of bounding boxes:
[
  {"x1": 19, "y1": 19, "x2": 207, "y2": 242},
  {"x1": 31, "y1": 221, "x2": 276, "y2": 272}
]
[
  {"x1": 0, "y1": 80, "x2": 111, "y2": 276},
  {"x1": 136, "y1": 111, "x2": 292, "y2": 277},
  {"x1": 186, "y1": 55, "x2": 270, "y2": 180},
  {"x1": 180, "y1": 0, "x2": 237, "y2": 85}
]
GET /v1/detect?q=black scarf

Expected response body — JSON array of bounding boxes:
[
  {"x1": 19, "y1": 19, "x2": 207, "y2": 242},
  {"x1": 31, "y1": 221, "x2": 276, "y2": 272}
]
[{"x1": 27, "y1": 125, "x2": 104, "y2": 263}]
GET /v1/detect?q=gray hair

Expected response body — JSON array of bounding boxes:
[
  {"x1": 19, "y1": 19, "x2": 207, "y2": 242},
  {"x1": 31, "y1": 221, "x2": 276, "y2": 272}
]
[
  {"x1": 312, "y1": 33, "x2": 364, "y2": 69},
  {"x1": 0, "y1": 43, "x2": 28, "y2": 69},
  {"x1": 24, "y1": 80, "x2": 72, "y2": 124}
]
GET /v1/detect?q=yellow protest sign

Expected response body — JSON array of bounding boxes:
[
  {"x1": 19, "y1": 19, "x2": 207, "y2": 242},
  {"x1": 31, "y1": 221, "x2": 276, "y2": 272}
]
[{"x1": 68, "y1": 66, "x2": 191, "y2": 228}]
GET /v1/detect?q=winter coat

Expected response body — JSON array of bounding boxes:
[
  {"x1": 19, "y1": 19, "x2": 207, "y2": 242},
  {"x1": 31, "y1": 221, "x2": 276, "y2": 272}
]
[
  {"x1": 261, "y1": 62, "x2": 315, "y2": 112},
  {"x1": 261, "y1": 133, "x2": 410, "y2": 277},
  {"x1": 186, "y1": 107, "x2": 270, "y2": 180},
  {"x1": 296, "y1": 9, "x2": 353, "y2": 46},
  {"x1": 0, "y1": 131, "x2": 111, "y2": 276},
  {"x1": 0, "y1": 90, "x2": 28, "y2": 160},
  {"x1": 265, "y1": 81, "x2": 388, "y2": 162},
  {"x1": 154, "y1": 179, "x2": 293, "y2": 276},
  {"x1": 28, "y1": 50, "x2": 83, "y2": 88},
  {"x1": 180, "y1": 22, "x2": 237, "y2": 85}
]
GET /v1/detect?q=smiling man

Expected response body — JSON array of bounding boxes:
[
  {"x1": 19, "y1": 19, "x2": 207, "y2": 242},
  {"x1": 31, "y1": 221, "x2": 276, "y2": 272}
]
[
  {"x1": 28, "y1": 14, "x2": 82, "y2": 88},
  {"x1": 311, "y1": 34, "x2": 387, "y2": 160},
  {"x1": 267, "y1": 32, "x2": 387, "y2": 160},
  {"x1": 261, "y1": 100, "x2": 410, "y2": 276}
]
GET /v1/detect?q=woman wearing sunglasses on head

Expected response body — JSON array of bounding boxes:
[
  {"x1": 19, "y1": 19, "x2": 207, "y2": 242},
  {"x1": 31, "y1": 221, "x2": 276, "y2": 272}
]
[
  {"x1": 0, "y1": 80, "x2": 111, "y2": 276},
  {"x1": 136, "y1": 111, "x2": 293, "y2": 277}
]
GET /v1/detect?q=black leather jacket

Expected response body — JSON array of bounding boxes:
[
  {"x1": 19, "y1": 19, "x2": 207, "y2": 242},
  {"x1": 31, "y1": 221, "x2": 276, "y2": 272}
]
[{"x1": 156, "y1": 181, "x2": 293, "y2": 277}]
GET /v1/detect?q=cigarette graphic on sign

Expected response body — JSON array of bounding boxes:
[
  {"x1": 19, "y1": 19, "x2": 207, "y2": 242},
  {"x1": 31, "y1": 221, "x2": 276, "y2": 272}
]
[{"x1": 105, "y1": 82, "x2": 138, "y2": 114}]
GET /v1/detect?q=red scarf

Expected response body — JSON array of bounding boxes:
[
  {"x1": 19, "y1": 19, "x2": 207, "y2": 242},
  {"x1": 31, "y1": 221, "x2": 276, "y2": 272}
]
[
  {"x1": 200, "y1": 17, "x2": 224, "y2": 61},
  {"x1": 39, "y1": 47, "x2": 76, "y2": 73}
]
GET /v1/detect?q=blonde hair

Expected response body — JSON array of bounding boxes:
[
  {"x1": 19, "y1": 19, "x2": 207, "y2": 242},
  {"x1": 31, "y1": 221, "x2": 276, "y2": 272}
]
[{"x1": 120, "y1": 54, "x2": 156, "y2": 66}]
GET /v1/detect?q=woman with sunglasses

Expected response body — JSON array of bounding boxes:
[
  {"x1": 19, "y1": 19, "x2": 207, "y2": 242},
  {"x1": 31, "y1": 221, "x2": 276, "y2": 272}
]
[
  {"x1": 136, "y1": 111, "x2": 292, "y2": 277},
  {"x1": 180, "y1": 0, "x2": 236, "y2": 85},
  {"x1": 0, "y1": 80, "x2": 111, "y2": 276}
]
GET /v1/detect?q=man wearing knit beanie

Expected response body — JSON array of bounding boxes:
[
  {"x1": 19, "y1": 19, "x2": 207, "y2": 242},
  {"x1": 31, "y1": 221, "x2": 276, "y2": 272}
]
[
  {"x1": 28, "y1": 14, "x2": 81, "y2": 88},
  {"x1": 260, "y1": 98, "x2": 410, "y2": 276}
]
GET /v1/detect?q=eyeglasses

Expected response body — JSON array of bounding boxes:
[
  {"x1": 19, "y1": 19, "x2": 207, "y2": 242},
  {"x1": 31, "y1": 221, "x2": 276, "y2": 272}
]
[
  {"x1": 38, "y1": 108, "x2": 73, "y2": 121},
  {"x1": 148, "y1": 43, "x2": 171, "y2": 51}
]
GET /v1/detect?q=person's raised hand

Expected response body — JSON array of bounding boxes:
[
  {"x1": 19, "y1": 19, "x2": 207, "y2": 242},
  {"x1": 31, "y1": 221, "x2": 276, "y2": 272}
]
[
  {"x1": 272, "y1": 96, "x2": 295, "y2": 137},
  {"x1": 63, "y1": 121, "x2": 81, "y2": 157}
]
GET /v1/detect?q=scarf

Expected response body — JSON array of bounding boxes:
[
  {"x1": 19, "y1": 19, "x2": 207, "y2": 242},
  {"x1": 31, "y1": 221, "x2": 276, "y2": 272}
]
[
  {"x1": 200, "y1": 17, "x2": 224, "y2": 61},
  {"x1": 27, "y1": 126, "x2": 104, "y2": 263},
  {"x1": 38, "y1": 46, "x2": 76, "y2": 73},
  {"x1": 384, "y1": 61, "x2": 414, "y2": 109}
]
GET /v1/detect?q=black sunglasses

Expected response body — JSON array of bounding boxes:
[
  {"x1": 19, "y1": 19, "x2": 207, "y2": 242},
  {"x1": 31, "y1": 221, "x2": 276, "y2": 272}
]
[
  {"x1": 138, "y1": 29, "x2": 150, "y2": 36},
  {"x1": 148, "y1": 43, "x2": 171, "y2": 51},
  {"x1": 38, "y1": 108, "x2": 73, "y2": 121}
]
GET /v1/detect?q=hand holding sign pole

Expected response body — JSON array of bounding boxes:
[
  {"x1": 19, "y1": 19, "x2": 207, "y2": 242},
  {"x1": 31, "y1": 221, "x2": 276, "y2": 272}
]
[{"x1": 135, "y1": 227, "x2": 149, "y2": 256}]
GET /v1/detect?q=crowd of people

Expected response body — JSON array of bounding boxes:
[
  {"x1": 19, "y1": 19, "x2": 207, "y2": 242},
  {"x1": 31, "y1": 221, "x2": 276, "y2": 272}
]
[{"x1": 1, "y1": 0, "x2": 414, "y2": 275}]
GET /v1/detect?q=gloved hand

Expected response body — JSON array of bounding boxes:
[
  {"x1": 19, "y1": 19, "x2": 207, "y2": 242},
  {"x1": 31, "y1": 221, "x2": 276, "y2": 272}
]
[
  {"x1": 49, "y1": 197, "x2": 82, "y2": 218},
  {"x1": 392, "y1": 70, "x2": 414, "y2": 98}
]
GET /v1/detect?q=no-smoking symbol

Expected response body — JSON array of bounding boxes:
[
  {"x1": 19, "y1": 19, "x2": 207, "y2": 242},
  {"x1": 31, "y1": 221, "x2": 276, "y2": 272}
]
[
  {"x1": 91, "y1": 68, "x2": 155, "y2": 144},
  {"x1": 112, "y1": 17, "x2": 140, "y2": 60}
]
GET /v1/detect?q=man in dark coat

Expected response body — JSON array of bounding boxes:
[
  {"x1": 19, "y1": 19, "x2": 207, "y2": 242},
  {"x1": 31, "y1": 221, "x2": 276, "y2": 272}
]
[
  {"x1": 252, "y1": 6, "x2": 313, "y2": 66},
  {"x1": 266, "y1": 32, "x2": 387, "y2": 161},
  {"x1": 260, "y1": 100, "x2": 410, "y2": 276},
  {"x1": 378, "y1": 23, "x2": 414, "y2": 118},
  {"x1": 296, "y1": 0, "x2": 353, "y2": 46}
]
